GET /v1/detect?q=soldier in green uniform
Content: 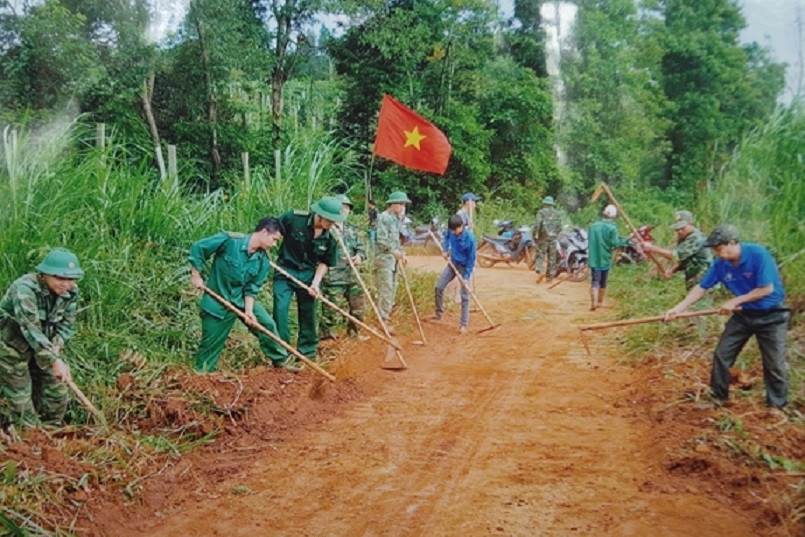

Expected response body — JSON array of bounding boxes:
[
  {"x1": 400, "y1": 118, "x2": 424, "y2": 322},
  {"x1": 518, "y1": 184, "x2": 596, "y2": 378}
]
[
  {"x1": 533, "y1": 195, "x2": 563, "y2": 282},
  {"x1": 644, "y1": 210, "x2": 713, "y2": 291},
  {"x1": 374, "y1": 191, "x2": 411, "y2": 331},
  {"x1": 320, "y1": 195, "x2": 368, "y2": 341},
  {"x1": 273, "y1": 197, "x2": 345, "y2": 358},
  {"x1": 189, "y1": 217, "x2": 298, "y2": 373},
  {"x1": 0, "y1": 248, "x2": 83, "y2": 427}
]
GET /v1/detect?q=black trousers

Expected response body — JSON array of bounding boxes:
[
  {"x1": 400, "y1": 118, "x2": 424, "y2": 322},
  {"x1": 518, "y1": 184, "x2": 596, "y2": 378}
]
[{"x1": 711, "y1": 310, "x2": 789, "y2": 407}]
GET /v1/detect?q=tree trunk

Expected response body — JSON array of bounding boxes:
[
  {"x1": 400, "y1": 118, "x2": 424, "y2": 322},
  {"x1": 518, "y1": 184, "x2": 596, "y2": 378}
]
[
  {"x1": 197, "y1": 21, "x2": 221, "y2": 185},
  {"x1": 141, "y1": 73, "x2": 166, "y2": 180}
]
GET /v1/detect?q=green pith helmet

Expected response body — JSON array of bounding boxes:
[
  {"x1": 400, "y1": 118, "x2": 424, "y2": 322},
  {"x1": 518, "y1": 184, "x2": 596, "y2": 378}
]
[
  {"x1": 386, "y1": 191, "x2": 412, "y2": 205},
  {"x1": 338, "y1": 194, "x2": 354, "y2": 208},
  {"x1": 36, "y1": 248, "x2": 84, "y2": 280},
  {"x1": 311, "y1": 196, "x2": 347, "y2": 222},
  {"x1": 542, "y1": 195, "x2": 555, "y2": 205}
]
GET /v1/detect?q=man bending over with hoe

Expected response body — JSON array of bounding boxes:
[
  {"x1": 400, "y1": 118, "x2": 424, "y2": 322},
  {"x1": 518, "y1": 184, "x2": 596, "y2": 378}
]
[
  {"x1": 431, "y1": 214, "x2": 476, "y2": 335},
  {"x1": 190, "y1": 217, "x2": 300, "y2": 373},
  {"x1": 664, "y1": 225, "x2": 789, "y2": 410},
  {"x1": 0, "y1": 249, "x2": 83, "y2": 427}
]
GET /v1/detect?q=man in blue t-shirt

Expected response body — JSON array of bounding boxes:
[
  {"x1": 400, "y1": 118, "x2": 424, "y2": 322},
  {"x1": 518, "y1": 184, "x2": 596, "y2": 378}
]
[
  {"x1": 664, "y1": 224, "x2": 789, "y2": 409},
  {"x1": 430, "y1": 214, "x2": 477, "y2": 335}
]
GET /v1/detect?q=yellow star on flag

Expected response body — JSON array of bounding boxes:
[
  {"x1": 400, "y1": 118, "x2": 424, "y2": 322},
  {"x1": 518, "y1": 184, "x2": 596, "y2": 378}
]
[{"x1": 403, "y1": 126, "x2": 427, "y2": 150}]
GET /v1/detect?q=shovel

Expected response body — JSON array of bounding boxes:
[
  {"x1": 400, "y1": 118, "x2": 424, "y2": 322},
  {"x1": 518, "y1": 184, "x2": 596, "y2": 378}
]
[
  {"x1": 427, "y1": 230, "x2": 501, "y2": 334},
  {"x1": 269, "y1": 262, "x2": 406, "y2": 370},
  {"x1": 398, "y1": 263, "x2": 427, "y2": 346},
  {"x1": 330, "y1": 228, "x2": 408, "y2": 370},
  {"x1": 66, "y1": 378, "x2": 107, "y2": 426},
  {"x1": 202, "y1": 285, "x2": 336, "y2": 382}
]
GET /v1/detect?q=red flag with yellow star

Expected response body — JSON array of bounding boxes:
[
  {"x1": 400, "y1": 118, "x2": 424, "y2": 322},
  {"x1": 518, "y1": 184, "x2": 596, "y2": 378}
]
[{"x1": 372, "y1": 94, "x2": 451, "y2": 175}]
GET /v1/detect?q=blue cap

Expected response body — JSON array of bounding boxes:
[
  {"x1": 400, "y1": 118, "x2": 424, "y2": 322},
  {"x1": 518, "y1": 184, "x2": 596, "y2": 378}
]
[{"x1": 461, "y1": 192, "x2": 481, "y2": 203}]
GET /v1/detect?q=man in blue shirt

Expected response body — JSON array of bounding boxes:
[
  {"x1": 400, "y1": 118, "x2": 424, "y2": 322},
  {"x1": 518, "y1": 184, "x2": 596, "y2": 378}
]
[
  {"x1": 431, "y1": 215, "x2": 476, "y2": 335},
  {"x1": 664, "y1": 225, "x2": 789, "y2": 409}
]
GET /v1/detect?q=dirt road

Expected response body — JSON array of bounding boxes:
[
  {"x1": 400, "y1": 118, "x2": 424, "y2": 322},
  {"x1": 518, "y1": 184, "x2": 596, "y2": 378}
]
[{"x1": 107, "y1": 256, "x2": 761, "y2": 536}]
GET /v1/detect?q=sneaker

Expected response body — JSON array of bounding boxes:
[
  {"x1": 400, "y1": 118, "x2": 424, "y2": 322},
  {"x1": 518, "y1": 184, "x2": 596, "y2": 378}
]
[
  {"x1": 273, "y1": 359, "x2": 303, "y2": 373},
  {"x1": 459, "y1": 326, "x2": 468, "y2": 335},
  {"x1": 428, "y1": 314, "x2": 442, "y2": 322}
]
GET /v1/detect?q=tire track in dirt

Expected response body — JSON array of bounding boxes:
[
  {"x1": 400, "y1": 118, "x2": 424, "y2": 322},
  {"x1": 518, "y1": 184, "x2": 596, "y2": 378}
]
[{"x1": 111, "y1": 257, "x2": 761, "y2": 537}]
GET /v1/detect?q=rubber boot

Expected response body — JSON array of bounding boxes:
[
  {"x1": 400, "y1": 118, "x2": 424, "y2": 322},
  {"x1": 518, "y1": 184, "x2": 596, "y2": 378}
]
[
  {"x1": 598, "y1": 288, "x2": 606, "y2": 309},
  {"x1": 590, "y1": 287, "x2": 599, "y2": 311}
]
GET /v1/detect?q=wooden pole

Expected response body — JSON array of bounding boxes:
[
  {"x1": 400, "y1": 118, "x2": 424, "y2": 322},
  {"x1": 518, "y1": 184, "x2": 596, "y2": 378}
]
[
  {"x1": 398, "y1": 263, "x2": 427, "y2": 345},
  {"x1": 598, "y1": 183, "x2": 666, "y2": 275},
  {"x1": 331, "y1": 227, "x2": 408, "y2": 368},
  {"x1": 269, "y1": 261, "x2": 403, "y2": 351},
  {"x1": 65, "y1": 379, "x2": 107, "y2": 426},
  {"x1": 201, "y1": 285, "x2": 335, "y2": 382},
  {"x1": 242, "y1": 151, "x2": 250, "y2": 190},
  {"x1": 428, "y1": 230, "x2": 498, "y2": 330},
  {"x1": 167, "y1": 144, "x2": 178, "y2": 180},
  {"x1": 96, "y1": 123, "x2": 105, "y2": 149},
  {"x1": 579, "y1": 309, "x2": 722, "y2": 332}
]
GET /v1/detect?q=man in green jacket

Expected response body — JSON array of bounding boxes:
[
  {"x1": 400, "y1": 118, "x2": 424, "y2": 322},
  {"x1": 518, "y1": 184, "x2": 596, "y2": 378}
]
[
  {"x1": 189, "y1": 217, "x2": 297, "y2": 373},
  {"x1": 0, "y1": 248, "x2": 83, "y2": 426},
  {"x1": 374, "y1": 191, "x2": 411, "y2": 332},
  {"x1": 321, "y1": 195, "x2": 367, "y2": 340},
  {"x1": 273, "y1": 197, "x2": 345, "y2": 359},
  {"x1": 587, "y1": 204, "x2": 630, "y2": 311}
]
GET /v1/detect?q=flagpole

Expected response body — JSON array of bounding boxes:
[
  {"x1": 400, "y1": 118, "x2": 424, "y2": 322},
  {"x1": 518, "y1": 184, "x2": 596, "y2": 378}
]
[{"x1": 366, "y1": 151, "x2": 375, "y2": 207}]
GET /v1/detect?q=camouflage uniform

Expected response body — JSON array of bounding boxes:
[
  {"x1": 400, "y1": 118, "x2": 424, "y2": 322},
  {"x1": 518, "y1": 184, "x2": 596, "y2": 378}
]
[
  {"x1": 533, "y1": 206, "x2": 562, "y2": 277},
  {"x1": 374, "y1": 210, "x2": 403, "y2": 321},
  {"x1": 321, "y1": 222, "x2": 367, "y2": 337},
  {"x1": 0, "y1": 274, "x2": 76, "y2": 426},
  {"x1": 674, "y1": 227, "x2": 713, "y2": 291}
]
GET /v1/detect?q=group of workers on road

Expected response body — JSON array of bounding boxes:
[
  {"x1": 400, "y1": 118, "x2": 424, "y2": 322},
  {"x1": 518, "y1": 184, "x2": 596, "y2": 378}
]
[
  {"x1": 537, "y1": 197, "x2": 789, "y2": 411},
  {"x1": 0, "y1": 188, "x2": 790, "y2": 428}
]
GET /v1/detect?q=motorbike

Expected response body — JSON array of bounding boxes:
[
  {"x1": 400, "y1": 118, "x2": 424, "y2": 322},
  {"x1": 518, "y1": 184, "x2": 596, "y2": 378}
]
[
  {"x1": 402, "y1": 217, "x2": 444, "y2": 248},
  {"x1": 477, "y1": 220, "x2": 536, "y2": 268},
  {"x1": 553, "y1": 226, "x2": 589, "y2": 281},
  {"x1": 616, "y1": 225, "x2": 655, "y2": 264}
]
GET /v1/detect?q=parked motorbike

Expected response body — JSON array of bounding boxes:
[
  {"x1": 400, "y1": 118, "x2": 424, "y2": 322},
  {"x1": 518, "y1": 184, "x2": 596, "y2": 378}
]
[
  {"x1": 402, "y1": 217, "x2": 444, "y2": 248},
  {"x1": 554, "y1": 226, "x2": 589, "y2": 281},
  {"x1": 616, "y1": 225, "x2": 655, "y2": 264},
  {"x1": 477, "y1": 221, "x2": 535, "y2": 268}
]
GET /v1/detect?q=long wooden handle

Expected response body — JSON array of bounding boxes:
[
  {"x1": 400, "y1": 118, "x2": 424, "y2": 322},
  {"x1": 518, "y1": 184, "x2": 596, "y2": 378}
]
[
  {"x1": 398, "y1": 263, "x2": 427, "y2": 344},
  {"x1": 428, "y1": 230, "x2": 496, "y2": 327},
  {"x1": 66, "y1": 378, "x2": 107, "y2": 426},
  {"x1": 269, "y1": 261, "x2": 402, "y2": 351},
  {"x1": 579, "y1": 308, "x2": 722, "y2": 331},
  {"x1": 331, "y1": 228, "x2": 408, "y2": 368},
  {"x1": 201, "y1": 285, "x2": 335, "y2": 382},
  {"x1": 601, "y1": 183, "x2": 666, "y2": 275}
]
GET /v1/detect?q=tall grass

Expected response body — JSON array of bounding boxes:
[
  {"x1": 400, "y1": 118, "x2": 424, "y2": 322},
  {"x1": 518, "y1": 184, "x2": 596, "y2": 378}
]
[
  {"x1": 0, "y1": 121, "x2": 361, "y2": 401},
  {"x1": 698, "y1": 99, "x2": 805, "y2": 300}
]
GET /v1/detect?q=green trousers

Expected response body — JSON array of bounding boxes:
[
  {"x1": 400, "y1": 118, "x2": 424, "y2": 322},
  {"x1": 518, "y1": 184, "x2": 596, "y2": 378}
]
[
  {"x1": 196, "y1": 301, "x2": 287, "y2": 372},
  {"x1": 0, "y1": 336, "x2": 68, "y2": 427},
  {"x1": 321, "y1": 283, "x2": 365, "y2": 337},
  {"x1": 535, "y1": 235, "x2": 557, "y2": 277},
  {"x1": 374, "y1": 254, "x2": 398, "y2": 321},
  {"x1": 273, "y1": 271, "x2": 320, "y2": 358}
]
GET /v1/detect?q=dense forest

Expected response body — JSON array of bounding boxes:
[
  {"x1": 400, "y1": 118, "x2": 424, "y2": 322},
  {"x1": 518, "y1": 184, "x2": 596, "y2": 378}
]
[{"x1": 0, "y1": 0, "x2": 791, "y2": 205}]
